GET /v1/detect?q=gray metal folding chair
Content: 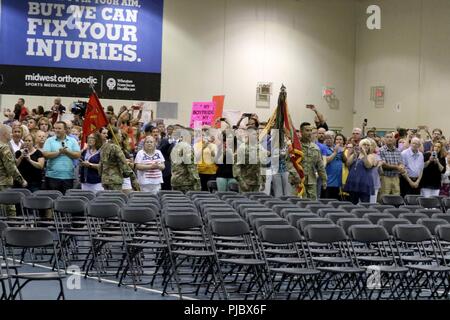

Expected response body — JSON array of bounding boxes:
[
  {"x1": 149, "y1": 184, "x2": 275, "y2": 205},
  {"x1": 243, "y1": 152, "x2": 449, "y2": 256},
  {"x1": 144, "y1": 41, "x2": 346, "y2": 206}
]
[
  {"x1": 258, "y1": 225, "x2": 321, "y2": 300},
  {"x1": 2, "y1": 227, "x2": 66, "y2": 300}
]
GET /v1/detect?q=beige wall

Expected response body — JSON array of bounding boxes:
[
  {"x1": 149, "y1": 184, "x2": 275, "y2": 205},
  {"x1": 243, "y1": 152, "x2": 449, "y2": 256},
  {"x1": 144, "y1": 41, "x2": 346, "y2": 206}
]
[
  {"x1": 354, "y1": 0, "x2": 450, "y2": 137},
  {"x1": 161, "y1": 0, "x2": 356, "y2": 132},
  {"x1": 1, "y1": 0, "x2": 357, "y2": 133}
]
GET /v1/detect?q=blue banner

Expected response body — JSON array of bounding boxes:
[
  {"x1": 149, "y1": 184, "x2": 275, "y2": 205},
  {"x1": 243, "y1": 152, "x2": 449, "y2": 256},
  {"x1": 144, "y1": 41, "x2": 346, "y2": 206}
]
[{"x1": 0, "y1": 0, "x2": 163, "y2": 73}]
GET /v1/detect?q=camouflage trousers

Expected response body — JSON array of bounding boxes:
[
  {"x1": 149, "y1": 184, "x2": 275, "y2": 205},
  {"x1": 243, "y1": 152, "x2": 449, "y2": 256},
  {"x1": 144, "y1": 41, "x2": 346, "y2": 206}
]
[
  {"x1": 238, "y1": 181, "x2": 260, "y2": 193},
  {"x1": 103, "y1": 184, "x2": 123, "y2": 191},
  {"x1": 172, "y1": 184, "x2": 200, "y2": 194},
  {"x1": 0, "y1": 185, "x2": 16, "y2": 217},
  {"x1": 303, "y1": 184, "x2": 317, "y2": 200}
]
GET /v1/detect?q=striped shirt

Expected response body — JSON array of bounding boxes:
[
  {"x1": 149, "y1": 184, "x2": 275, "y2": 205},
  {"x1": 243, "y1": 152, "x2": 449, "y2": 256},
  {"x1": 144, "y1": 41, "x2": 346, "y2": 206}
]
[{"x1": 135, "y1": 149, "x2": 164, "y2": 185}]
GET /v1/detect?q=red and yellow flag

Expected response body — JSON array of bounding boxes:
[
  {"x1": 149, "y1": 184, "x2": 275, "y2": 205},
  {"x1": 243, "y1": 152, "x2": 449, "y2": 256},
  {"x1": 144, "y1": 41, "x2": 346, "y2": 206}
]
[
  {"x1": 82, "y1": 92, "x2": 108, "y2": 143},
  {"x1": 261, "y1": 85, "x2": 305, "y2": 196}
]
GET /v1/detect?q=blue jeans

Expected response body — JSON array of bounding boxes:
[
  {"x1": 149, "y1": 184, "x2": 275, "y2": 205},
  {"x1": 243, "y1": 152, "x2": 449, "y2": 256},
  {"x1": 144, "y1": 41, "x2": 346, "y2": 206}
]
[{"x1": 216, "y1": 178, "x2": 238, "y2": 192}]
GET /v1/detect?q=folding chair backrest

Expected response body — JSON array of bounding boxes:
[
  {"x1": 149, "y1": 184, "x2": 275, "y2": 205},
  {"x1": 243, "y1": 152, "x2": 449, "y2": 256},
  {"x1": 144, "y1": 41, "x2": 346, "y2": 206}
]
[
  {"x1": 378, "y1": 218, "x2": 411, "y2": 236},
  {"x1": 252, "y1": 218, "x2": 289, "y2": 230},
  {"x1": 22, "y1": 196, "x2": 53, "y2": 210},
  {"x1": 0, "y1": 191, "x2": 24, "y2": 205},
  {"x1": 436, "y1": 225, "x2": 450, "y2": 242},
  {"x1": 348, "y1": 225, "x2": 390, "y2": 243},
  {"x1": 60, "y1": 195, "x2": 91, "y2": 202},
  {"x1": 280, "y1": 208, "x2": 313, "y2": 218},
  {"x1": 247, "y1": 213, "x2": 279, "y2": 224},
  {"x1": 351, "y1": 208, "x2": 381, "y2": 218},
  {"x1": 206, "y1": 212, "x2": 240, "y2": 222},
  {"x1": 65, "y1": 190, "x2": 95, "y2": 200},
  {"x1": 415, "y1": 208, "x2": 443, "y2": 217},
  {"x1": 304, "y1": 224, "x2": 347, "y2": 243},
  {"x1": 318, "y1": 198, "x2": 337, "y2": 205},
  {"x1": 325, "y1": 212, "x2": 356, "y2": 224},
  {"x1": 337, "y1": 218, "x2": 372, "y2": 235},
  {"x1": 92, "y1": 198, "x2": 125, "y2": 208},
  {"x1": 264, "y1": 200, "x2": 287, "y2": 209},
  {"x1": 120, "y1": 207, "x2": 157, "y2": 224},
  {"x1": 259, "y1": 225, "x2": 301, "y2": 244},
  {"x1": 383, "y1": 208, "x2": 412, "y2": 218},
  {"x1": 363, "y1": 212, "x2": 395, "y2": 224},
  {"x1": 298, "y1": 218, "x2": 334, "y2": 234},
  {"x1": 271, "y1": 204, "x2": 299, "y2": 215},
  {"x1": 404, "y1": 195, "x2": 420, "y2": 205},
  {"x1": 381, "y1": 195, "x2": 405, "y2": 207},
  {"x1": 186, "y1": 191, "x2": 212, "y2": 197},
  {"x1": 210, "y1": 218, "x2": 250, "y2": 236},
  {"x1": 432, "y1": 213, "x2": 450, "y2": 223},
  {"x1": 400, "y1": 205, "x2": 423, "y2": 212},
  {"x1": 158, "y1": 190, "x2": 184, "y2": 196},
  {"x1": 97, "y1": 193, "x2": 128, "y2": 203},
  {"x1": 286, "y1": 213, "x2": 317, "y2": 227},
  {"x1": 443, "y1": 198, "x2": 450, "y2": 211},
  {"x1": 164, "y1": 213, "x2": 202, "y2": 230},
  {"x1": 87, "y1": 203, "x2": 120, "y2": 219},
  {"x1": 329, "y1": 201, "x2": 352, "y2": 208},
  {"x1": 369, "y1": 205, "x2": 395, "y2": 212},
  {"x1": 203, "y1": 207, "x2": 236, "y2": 216},
  {"x1": 33, "y1": 190, "x2": 63, "y2": 200},
  {"x1": 7, "y1": 188, "x2": 32, "y2": 197},
  {"x1": 128, "y1": 191, "x2": 158, "y2": 199},
  {"x1": 289, "y1": 198, "x2": 313, "y2": 205},
  {"x1": 3, "y1": 227, "x2": 53, "y2": 247},
  {"x1": 398, "y1": 212, "x2": 428, "y2": 224},
  {"x1": 338, "y1": 204, "x2": 364, "y2": 212},
  {"x1": 216, "y1": 191, "x2": 237, "y2": 199},
  {"x1": 54, "y1": 198, "x2": 87, "y2": 214},
  {"x1": 317, "y1": 208, "x2": 346, "y2": 217},
  {"x1": 278, "y1": 196, "x2": 297, "y2": 201},
  {"x1": 206, "y1": 180, "x2": 218, "y2": 192},
  {"x1": 305, "y1": 204, "x2": 333, "y2": 214},
  {"x1": 417, "y1": 197, "x2": 442, "y2": 209},
  {"x1": 417, "y1": 218, "x2": 448, "y2": 236},
  {"x1": 298, "y1": 201, "x2": 322, "y2": 209},
  {"x1": 255, "y1": 194, "x2": 281, "y2": 204},
  {"x1": 393, "y1": 224, "x2": 432, "y2": 242}
]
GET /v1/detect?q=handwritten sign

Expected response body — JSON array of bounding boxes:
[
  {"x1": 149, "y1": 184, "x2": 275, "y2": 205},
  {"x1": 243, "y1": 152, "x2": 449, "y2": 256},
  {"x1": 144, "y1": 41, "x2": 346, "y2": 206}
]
[{"x1": 190, "y1": 102, "x2": 216, "y2": 128}]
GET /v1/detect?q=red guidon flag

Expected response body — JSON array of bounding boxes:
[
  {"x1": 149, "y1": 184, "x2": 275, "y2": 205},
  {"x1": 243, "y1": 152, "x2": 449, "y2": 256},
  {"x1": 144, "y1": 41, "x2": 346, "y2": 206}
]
[{"x1": 82, "y1": 92, "x2": 108, "y2": 143}]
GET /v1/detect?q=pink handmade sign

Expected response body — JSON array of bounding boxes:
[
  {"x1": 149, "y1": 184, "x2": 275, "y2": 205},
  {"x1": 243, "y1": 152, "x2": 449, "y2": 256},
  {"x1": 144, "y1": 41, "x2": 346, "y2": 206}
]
[{"x1": 190, "y1": 101, "x2": 216, "y2": 128}]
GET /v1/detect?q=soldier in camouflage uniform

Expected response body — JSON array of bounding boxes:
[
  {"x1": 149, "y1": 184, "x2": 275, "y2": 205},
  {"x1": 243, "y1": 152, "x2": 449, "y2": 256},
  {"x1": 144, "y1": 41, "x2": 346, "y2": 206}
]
[
  {"x1": 233, "y1": 128, "x2": 265, "y2": 192},
  {"x1": 170, "y1": 130, "x2": 201, "y2": 193},
  {"x1": 99, "y1": 128, "x2": 139, "y2": 191},
  {"x1": 0, "y1": 125, "x2": 27, "y2": 217},
  {"x1": 300, "y1": 122, "x2": 327, "y2": 200}
]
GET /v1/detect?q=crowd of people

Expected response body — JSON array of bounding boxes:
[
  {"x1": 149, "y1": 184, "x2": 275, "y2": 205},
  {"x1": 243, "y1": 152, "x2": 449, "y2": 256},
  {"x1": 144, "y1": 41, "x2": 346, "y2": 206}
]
[{"x1": 1, "y1": 97, "x2": 450, "y2": 211}]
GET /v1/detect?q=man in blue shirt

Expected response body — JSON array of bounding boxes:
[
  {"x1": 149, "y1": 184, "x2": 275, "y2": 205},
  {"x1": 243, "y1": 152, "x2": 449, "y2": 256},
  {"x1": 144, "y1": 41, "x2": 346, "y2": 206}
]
[
  {"x1": 43, "y1": 121, "x2": 81, "y2": 194},
  {"x1": 315, "y1": 127, "x2": 328, "y2": 198}
]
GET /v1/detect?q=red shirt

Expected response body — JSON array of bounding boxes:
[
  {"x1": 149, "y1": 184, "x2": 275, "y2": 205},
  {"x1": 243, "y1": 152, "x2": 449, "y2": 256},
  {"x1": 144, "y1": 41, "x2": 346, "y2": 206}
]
[{"x1": 19, "y1": 106, "x2": 29, "y2": 122}]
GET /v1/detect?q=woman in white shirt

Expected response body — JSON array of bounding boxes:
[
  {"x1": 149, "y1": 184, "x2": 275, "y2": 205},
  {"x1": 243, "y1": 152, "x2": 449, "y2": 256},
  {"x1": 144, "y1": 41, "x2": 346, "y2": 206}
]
[{"x1": 134, "y1": 136, "x2": 165, "y2": 194}]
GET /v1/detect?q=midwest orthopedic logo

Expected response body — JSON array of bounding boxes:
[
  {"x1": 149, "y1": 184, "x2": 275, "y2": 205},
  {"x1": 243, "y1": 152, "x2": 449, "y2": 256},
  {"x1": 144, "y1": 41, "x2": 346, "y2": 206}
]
[
  {"x1": 25, "y1": 73, "x2": 98, "y2": 85},
  {"x1": 25, "y1": 2, "x2": 140, "y2": 63}
]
